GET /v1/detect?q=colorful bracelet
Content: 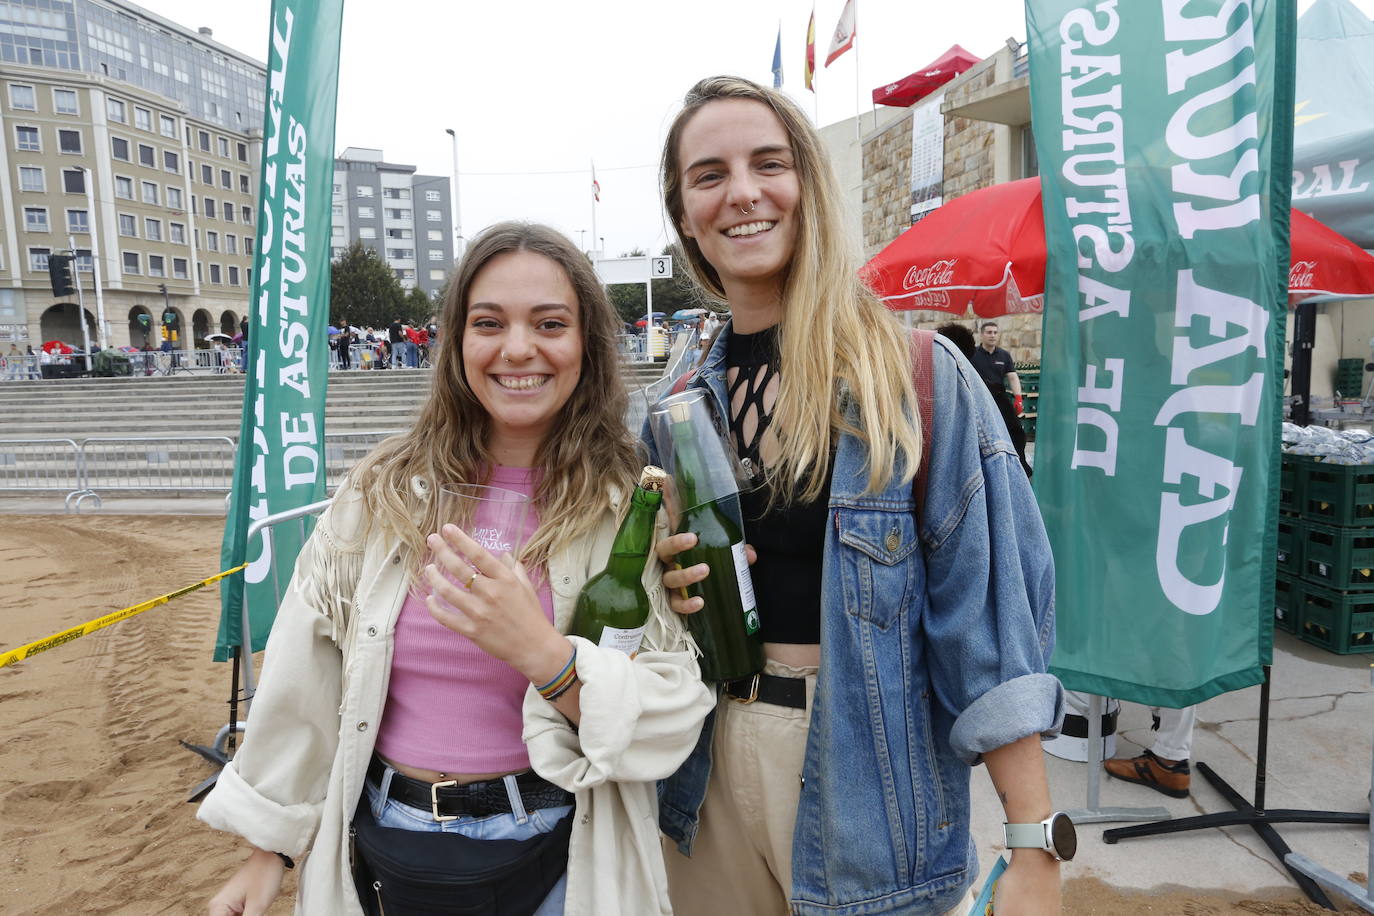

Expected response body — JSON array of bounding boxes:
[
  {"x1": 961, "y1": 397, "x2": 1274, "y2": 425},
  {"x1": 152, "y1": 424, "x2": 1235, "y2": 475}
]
[{"x1": 536, "y1": 646, "x2": 578, "y2": 701}]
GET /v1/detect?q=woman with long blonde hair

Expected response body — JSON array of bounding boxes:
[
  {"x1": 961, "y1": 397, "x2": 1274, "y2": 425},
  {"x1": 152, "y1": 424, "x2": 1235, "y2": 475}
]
[
  {"x1": 201, "y1": 222, "x2": 713, "y2": 915},
  {"x1": 651, "y1": 77, "x2": 1068, "y2": 916}
]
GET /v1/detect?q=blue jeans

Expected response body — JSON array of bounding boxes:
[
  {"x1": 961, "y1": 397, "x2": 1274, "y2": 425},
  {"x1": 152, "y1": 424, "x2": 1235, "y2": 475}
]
[{"x1": 364, "y1": 765, "x2": 571, "y2": 915}]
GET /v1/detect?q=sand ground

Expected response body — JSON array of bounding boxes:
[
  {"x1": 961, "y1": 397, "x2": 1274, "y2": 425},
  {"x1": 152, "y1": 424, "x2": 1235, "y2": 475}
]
[{"x1": 0, "y1": 514, "x2": 1365, "y2": 914}]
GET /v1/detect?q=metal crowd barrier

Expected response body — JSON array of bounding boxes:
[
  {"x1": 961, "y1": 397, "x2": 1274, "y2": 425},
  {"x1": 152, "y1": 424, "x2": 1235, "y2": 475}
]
[
  {"x1": 324, "y1": 430, "x2": 401, "y2": 489},
  {"x1": 0, "y1": 438, "x2": 84, "y2": 506},
  {"x1": 624, "y1": 329, "x2": 700, "y2": 433},
  {"x1": 0, "y1": 355, "x2": 42, "y2": 380},
  {"x1": 69, "y1": 436, "x2": 237, "y2": 511}
]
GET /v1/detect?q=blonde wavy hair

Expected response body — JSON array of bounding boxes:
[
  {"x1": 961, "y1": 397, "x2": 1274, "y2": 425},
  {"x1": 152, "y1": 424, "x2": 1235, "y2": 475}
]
[
  {"x1": 347, "y1": 222, "x2": 639, "y2": 570},
  {"x1": 661, "y1": 75, "x2": 921, "y2": 502}
]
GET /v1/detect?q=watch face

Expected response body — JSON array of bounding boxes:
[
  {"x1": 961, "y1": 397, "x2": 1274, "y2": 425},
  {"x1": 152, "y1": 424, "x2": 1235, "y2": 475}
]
[{"x1": 1049, "y1": 813, "x2": 1077, "y2": 861}]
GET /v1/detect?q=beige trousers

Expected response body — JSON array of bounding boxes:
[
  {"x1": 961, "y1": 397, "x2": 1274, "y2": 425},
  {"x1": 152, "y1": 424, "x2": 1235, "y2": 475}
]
[{"x1": 664, "y1": 660, "x2": 972, "y2": 916}]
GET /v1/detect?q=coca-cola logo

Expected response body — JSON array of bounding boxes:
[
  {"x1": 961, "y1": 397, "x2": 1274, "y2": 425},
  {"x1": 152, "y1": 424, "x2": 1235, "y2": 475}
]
[
  {"x1": 1289, "y1": 260, "x2": 1317, "y2": 288},
  {"x1": 903, "y1": 258, "x2": 958, "y2": 291}
]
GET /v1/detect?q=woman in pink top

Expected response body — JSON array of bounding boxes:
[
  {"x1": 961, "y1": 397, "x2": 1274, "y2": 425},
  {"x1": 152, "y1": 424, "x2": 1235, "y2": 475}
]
[{"x1": 201, "y1": 223, "x2": 714, "y2": 915}]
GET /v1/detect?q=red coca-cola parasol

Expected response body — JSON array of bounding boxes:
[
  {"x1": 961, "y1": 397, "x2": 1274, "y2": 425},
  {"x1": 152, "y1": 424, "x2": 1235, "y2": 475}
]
[
  {"x1": 862, "y1": 176, "x2": 1374, "y2": 317},
  {"x1": 872, "y1": 45, "x2": 981, "y2": 108},
  {"x1": 41, "y1": 339, "x2": 74, "y2": 355}
]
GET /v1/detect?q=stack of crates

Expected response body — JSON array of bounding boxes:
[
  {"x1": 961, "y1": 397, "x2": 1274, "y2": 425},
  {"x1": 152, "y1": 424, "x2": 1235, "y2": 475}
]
[
  {"x1": 1017, "y1": 363, "x2": 1039, "y2": 442},
  {"x1": 1334, "y1": 358, "x2": 1364, "y2": 399},
  {"x1": 1275, "y1": 453, "x2": 1374, "y2": 654}
]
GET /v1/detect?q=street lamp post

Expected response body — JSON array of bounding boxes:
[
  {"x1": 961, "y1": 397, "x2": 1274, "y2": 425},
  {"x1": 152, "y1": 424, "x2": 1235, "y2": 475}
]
[{"x1": 444, "y1": 128, "x2": 463, "y2": 259}]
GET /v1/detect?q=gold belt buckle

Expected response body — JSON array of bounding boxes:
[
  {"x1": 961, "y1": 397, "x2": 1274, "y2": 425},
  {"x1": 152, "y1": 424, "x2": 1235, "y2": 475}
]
[
  {"x1": 729, "y1": 674, "x2": 760, "y2": 704},
  {"x1": 430, "y1": 779, "x2": 458, "y2": 822}
]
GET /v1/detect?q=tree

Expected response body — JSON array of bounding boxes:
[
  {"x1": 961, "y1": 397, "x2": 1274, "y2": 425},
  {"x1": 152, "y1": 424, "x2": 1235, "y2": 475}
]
[
  {"x1": 606, "y1": 244, "x2": 710, "y2": 325},
  {"x1": 330, "y1": 241, "x2": 404, "y2": 329},
  {"x1": 403, "y1": 286, "x2": 435, "y2": 325}
]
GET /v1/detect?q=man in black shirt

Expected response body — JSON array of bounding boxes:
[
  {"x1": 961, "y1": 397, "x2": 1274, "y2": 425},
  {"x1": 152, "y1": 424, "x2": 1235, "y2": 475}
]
[
  {"x1": 967, "y1": 321, "x2": 1031, "y2": 476},
  {"x1": 388, "y1": 318, "x2": 404, "y2": 368}
]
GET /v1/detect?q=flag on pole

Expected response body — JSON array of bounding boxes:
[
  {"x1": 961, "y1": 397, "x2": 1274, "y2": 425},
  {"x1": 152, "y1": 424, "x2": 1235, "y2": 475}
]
[
  {"x1": 592, "y1": 164, "x2": 600, "y2": 202},
  {"x1": 804, "y1": 8, "x2": 816, "y2": 91},
  {"x1": 825, "y1": 0, "x2": 855, "y2": 67},
  {"x1": 1024, "y1": 0, "x2": 1296, "y2": 706},
  {"x1": 772, "y1": 25, "x2": 784, "y2": 88},
  {"x1": 215, "y1": 0, "x2": 345, "y2": 661}
]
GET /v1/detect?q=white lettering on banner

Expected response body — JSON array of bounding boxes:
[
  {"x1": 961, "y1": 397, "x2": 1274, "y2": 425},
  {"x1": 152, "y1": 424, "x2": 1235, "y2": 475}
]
[
  {"x1": 275, "y1": 112, "x2": 313, "y2": 480},
  {"x1": 1057, "y1": 0, "x2": 1131, "y2": 477},
  {"x1": 1292, "y1": 160, "x2": 1370, "y2": 201}
]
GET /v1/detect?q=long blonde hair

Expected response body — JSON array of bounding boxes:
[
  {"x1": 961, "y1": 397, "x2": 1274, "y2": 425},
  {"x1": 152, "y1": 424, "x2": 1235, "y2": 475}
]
[
  {"x1": 347, "y1": 222, "x2": 639, "y2": 569},
  {"x1": 661, "y1": 76, "x2": 920, "y2": 501}
]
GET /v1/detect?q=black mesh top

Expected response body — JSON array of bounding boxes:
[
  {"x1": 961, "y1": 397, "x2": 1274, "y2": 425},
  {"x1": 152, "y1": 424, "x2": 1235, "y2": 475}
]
[{"x1": 726, "y1": 325, "x2": 830, "y2": 645}]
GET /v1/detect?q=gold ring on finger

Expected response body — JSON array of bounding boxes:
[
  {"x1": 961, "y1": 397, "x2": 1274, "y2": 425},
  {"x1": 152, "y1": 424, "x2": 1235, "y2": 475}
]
[{"x1": 465, "y1": 570, "x2": 479, "y2": 589}]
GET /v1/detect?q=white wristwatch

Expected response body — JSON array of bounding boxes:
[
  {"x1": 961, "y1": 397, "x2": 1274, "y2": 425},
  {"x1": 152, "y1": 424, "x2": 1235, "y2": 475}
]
[{"x1": 1003, "y1": 812, "x2": 1077, "y2": 861}]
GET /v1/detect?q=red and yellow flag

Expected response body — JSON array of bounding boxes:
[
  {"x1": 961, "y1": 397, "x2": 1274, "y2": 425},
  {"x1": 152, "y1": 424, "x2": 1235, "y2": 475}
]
[{"x1": 804, "y1": 8, "x2": 816, "y2": 91}]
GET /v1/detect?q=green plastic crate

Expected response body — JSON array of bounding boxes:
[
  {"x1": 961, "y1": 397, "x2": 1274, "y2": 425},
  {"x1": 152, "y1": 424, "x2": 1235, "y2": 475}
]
[
  {"x1": 1279, "y1": 454, "x2": 1302, "y2": 515},
  {"x1": 1296, "y1": 582, "x2": 1374, "y2": 654},
  {"x1": 1276, "y1": 517, "x2": 1304, "y2": 576},
  {"x1": 1021, "y1": 414, "x2": 1036, "y2": 442},
  {"x1": 1302, "y1": 522, "x2": 1374, "y2": 588},
  {"x1": 1301, "y1": 461, "x2": 1374, "y2": 527},
  {"x1": 1274, "y1": 573, "x2": 1299, "y2": 634}
]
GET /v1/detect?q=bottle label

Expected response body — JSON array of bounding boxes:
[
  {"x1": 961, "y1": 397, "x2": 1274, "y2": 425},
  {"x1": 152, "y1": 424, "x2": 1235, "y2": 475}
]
[
  {"x1": 731, "y1": 541, "x2": 760, "y2": 635},
  {"x1": 597, "y1": 625, "x2": 646, "y2": 657}
]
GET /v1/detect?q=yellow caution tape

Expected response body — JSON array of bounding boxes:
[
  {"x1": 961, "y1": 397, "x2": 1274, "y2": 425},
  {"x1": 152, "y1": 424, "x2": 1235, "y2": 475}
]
[{"x1": 0, "y1": 564, "x2": 247, "y2": 668}]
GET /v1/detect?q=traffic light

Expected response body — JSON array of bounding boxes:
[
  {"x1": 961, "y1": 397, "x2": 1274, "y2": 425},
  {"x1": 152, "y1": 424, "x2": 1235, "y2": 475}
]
[
  {"x1": 162, "y1": 310, "x2": 177, "y2": 330},
  {"x1": 48, "y1": 254, "x2": 76, "y2": 298}
]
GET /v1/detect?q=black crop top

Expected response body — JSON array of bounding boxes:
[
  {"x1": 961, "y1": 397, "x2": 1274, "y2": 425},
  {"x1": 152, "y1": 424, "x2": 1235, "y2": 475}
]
[{"x1": 726, "y1": 325, "x2": 830, "y2": 645}]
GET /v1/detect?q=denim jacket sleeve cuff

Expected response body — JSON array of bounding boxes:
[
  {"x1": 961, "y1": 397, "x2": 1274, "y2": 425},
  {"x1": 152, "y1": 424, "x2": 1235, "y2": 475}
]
[{"x1": 949, "y1": 672, "x2": 1065, "y2": 766}]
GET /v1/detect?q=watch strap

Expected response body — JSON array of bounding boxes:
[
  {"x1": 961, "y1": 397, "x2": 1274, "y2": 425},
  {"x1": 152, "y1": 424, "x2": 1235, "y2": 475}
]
[{"x1": 1003, "y1": 821, "x2": 1049, "y2": 850}]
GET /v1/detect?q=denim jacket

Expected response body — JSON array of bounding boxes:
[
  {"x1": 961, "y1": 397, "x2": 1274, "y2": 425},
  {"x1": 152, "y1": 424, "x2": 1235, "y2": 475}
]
[{"x1": 652, "y1": 326, "x2": 1064, "y2": 916}]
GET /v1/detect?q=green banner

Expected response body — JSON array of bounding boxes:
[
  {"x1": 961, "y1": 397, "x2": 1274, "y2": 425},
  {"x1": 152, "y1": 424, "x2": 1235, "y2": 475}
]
[
  {"x1": 1026, "y1": 0, "x2": 1295, "y2": 706},
  {"x1": 215, "y1": 0, "x2": 345, "y2": 661}
]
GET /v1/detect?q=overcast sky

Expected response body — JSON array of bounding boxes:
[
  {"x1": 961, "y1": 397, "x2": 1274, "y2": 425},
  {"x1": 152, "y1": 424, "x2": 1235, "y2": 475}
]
[{"x1": 134, "y1": 0, "x2": 1373, "y2": 261}]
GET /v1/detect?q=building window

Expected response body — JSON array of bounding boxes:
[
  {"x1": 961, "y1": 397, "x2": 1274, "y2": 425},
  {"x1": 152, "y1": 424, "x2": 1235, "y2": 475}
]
[
  {"x1": 203, "y1": 197, "x2": 216, "y2": 219},
  {"x1": 141, "y1": 181, "x2": 159, "y2": 205},
  {"x1": 15, "y1": 125, "x2": 39, "y2": 151},
  {"x1": 62, "y1": 169, "x2": 85, "y2": 193},
  {"x1": 19, "y1": 166, "x2": 44, "y2": 192},
  {"x1": 53, "y1": 89, "x2": 78, "y2": 115},
  {"x1": 384, "y1": 187, "x2": 411, "y2": 200},
  {"x1": 73, "y1": 249, "x2": 92, "y2": 272},
  {"x1": 385, "y1": 208, "x2": 411, "y2": 220},
  {"x1": 222, "y1": 201, "x2": 234, "y2": 222},
  {"x1": 169, "y1": 222, "x2": 186, "y2": 244},
  {"x1": 107, "y1": 98, "x2": 126, "y2": 123},
  {"x1": 201, "y1": 163, "x2": 213, "y2": 185},
  {"x1": 359, "y1": 227, "x2": 377, "y2": 239},
  {"x1": 427, "y1": 230, "x2": 443, "y2": 241},
  {"x1": 386, "y1": 228, "x2": 412, "y2": 239},
  {"x1": 58, "y1": 129, "x2": 82, "y2": 154},
  {"x1": 357, "y1": 206, "x2": 374, "y2": 219},
  {"x1": 147, "y1": 254, "x2": 165, "y2": 278},
  {"x1": 239, "y1": 173, "x2": 249, "y2": 194},
  {"x1": 331, "y1": 203, "x2": 343, "y2": 219},
  {"x1": 28, "y1": 247, "x2": 51, "y2": 271},
  {"x1": 244, "y1": 237, "x2": 254, "y2": 255},
  {"x1": 144, "y1": 218, "x2": 162, "y2": 241},
  {"x1": 118, "y1": 214, "x2": 136, "y2": 236},
  {"x1": 24, "y1": 207, "x2": 49, "y2": 232},
  {"x1": 331, "y1": 225, "x2": 344, "y2": 239},
  {"x1": 428, "y1": 249, "x2": 444, "y2": 261},
  {"x1": 198, "y1": 130, "x2": 210, "y2": 152},
  {"x1": 426, "y1": 209, "x2": 441, "y2": 222},
  {"x1": 356, "y1": 185, "x2": 373, "y2": 198},
  {"x1": 115, "y1": 175, "x2": 133, "y2": 199},
  {"x1": 138, "y1": 144, "x2": 155, "y2": 168},
  {"x1": 111, "y1": 136, "x2": 129, "y2": 160},
  {"x1": 387, "y1": 248, "x2": 415, "y2": 259},
  {"x1": 122, "y1": 251, "x2": 140, "y2": 274},
  {"x1": 166, "y1": 186, "x2": 183, "y2": 210},
  {"x1": 134, "y1": 107, "x2": 151, "y2": 131},
  {"x1": 206, "y1": 231, "x2": 219, "y2": 252},
  {"x1": 9, "y1": 84, "x2": 36, "y2": 110},
  {"x1": 160, "y1": 115, "x2": 176, "y2": 138},
  {"x1": 241, "y1": 205, "x2": 251, "y2": 224},
  {"x1": 225, "y1": 234, "x2": 237, "y2": 254},
  {"x1": 218, "y1": 168, "x2": 229, "y2": 189},
  {"x1": 228, "y1": 265, "x2": 240, "y2": 286},
  {"x1": 332, "y1": 182, "x2": 342, "y2": 196},
  {"x1": 430, "y1": 269, "x2": 446, "y2": 281},
  {"x1": 209, "y1": 263, "x2": 221, "y2": 284},
  {"x1": 236, "y1": 142, "x2": 248, "y2": 162},
  {"x1": 163, "y1": 150, "x2": 179, "y2": 173},
  {"x1": 172, "y1": 257, "x2": 188, "y2": 279},
  {"x1": 67, "y1": 209, "x2": 89, "y2": 233},
  {"x1": 425, "y1": 190, "x2": 441, "y2": 202},
  {"x1": 218, "y1": 137, "x2": 229, "y2": 157}
]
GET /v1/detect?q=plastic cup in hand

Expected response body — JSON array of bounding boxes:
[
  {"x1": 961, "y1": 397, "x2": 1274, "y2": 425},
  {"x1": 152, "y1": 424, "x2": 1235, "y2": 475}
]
[{"x1": 435, "y1": 483, "x2": 533, "y2": 564}]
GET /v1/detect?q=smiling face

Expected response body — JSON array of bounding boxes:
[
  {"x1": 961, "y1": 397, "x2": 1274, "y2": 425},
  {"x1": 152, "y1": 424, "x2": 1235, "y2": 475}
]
[
  {"x1": 462, "y1": 249, "x2": 583, "y2": 465},
  {"x1": 675, "y1": 98, "x2": 801, "y2": 322}
]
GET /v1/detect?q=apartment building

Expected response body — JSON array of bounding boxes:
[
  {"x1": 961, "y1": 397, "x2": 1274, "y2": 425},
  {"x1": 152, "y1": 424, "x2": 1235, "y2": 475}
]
[
  {"x1": 332, "y1": 147, "x2": 453, "y2": 298},
  {"x1": 0, "y1": 0, "x2": 263, "y2": 349}
]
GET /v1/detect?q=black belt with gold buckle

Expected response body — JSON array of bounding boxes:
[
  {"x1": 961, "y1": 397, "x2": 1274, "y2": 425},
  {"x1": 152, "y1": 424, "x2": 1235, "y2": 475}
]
[
  {"x1": 367, "y1": 757, "x2": 571, "y2": 822},
  {"x1": 723, "y1": 673, "x2": 807, "y2": 709}
]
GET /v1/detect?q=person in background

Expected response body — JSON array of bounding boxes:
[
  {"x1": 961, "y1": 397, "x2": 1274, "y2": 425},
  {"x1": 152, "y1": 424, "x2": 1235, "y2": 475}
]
[
  {"x1": 388, "y1": 317, "x2": 405, "y2": 368},
  {"x1": 969, "y1": 321, "x2": 1031, "y2": 475},
  {"x1": 937, "y1": 323, "x2": 1032, "y2": 477},
  {"x1": 1104, "y1": 705, "x2": 1196, "y2": 798},
  {"x1": 200, "y1": 222, "x2": 712, "y2": 915},
  {"x1": 336, "y1": 320, "x2": 353, "y2": 370},
  {"x1": 650, "y1": 76, "x2": 1064, "y2": 916}
]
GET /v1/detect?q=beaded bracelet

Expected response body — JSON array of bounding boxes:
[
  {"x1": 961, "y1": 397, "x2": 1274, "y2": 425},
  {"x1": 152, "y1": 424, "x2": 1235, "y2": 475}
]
[{"x1": 536, "y1": 646, "x2": 578, "y2": 701}]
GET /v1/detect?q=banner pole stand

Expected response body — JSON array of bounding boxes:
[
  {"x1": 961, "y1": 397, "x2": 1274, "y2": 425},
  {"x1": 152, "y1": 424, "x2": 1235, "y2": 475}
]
[
  {"x1": 180, "y1": 649, "x2": 249, "y2": 802},
  {"x1": 1101, "y1": 666, "x2": 1369, "y2": 909},
  {"x1": 1063, "y1": 693, "x2": 1171, "y2": 826}
]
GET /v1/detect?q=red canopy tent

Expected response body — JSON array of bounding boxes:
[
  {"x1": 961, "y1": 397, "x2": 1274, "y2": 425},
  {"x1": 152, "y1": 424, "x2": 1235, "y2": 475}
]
[
  {"x1": 862, "y1": 176, "x2": 1374, "y2": 317},
  {"x1": 871, "y1": 45, "x2": 981, "y2": 108}
]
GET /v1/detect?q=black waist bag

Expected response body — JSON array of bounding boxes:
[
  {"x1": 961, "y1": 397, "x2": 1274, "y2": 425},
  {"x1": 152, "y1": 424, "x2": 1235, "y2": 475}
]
[{"x1": 351, "y1": 799, "x2": 573, "y2": 916}]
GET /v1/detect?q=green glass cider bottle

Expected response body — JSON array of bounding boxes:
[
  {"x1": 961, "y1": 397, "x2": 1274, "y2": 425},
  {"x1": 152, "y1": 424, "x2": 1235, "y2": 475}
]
[
  {"x1": 666, "y1": 402, "x2": 764, "y2": 681},
  {"x1": 569, "y1": 466, "x2": 667, "y2": 656}
]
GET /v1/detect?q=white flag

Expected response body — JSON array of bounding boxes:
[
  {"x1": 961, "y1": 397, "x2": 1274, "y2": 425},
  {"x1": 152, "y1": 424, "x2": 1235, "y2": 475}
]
[{"x1": 824, "y1": 0, "x2": 855, "y2": 67}]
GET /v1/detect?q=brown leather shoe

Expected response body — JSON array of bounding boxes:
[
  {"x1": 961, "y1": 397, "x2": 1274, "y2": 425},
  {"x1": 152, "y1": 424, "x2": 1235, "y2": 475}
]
[{"x1": 1103, "y1": 749, "x2": 1191, "y2": 798}]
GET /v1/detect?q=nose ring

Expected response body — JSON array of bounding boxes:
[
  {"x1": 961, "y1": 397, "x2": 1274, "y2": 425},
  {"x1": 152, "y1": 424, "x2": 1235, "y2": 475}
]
[
  {"x1": 501, "y1": 350, "x2": 511, "y2": 363},
  {"x1": 738, "y1": 201, "x2": 756, "y2": 216}
]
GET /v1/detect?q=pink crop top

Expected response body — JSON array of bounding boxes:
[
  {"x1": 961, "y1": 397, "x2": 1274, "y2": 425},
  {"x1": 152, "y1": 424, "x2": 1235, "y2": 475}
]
[{"x1": 373, "y1": 466, "x2": 553, "y2": 774}]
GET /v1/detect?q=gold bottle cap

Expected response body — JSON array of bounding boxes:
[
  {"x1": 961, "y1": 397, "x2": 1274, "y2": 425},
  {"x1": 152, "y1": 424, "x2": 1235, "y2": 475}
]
[
  {"x1": 639, "y1": 466, "x2": 668, "y2": 491},
  {"x1": 668, "y1": 402, "x2": 692, "y2": 423}
]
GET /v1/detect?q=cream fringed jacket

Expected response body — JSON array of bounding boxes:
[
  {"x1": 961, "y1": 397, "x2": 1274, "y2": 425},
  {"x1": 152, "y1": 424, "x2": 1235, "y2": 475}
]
[{"x1": 198, "y1": 478, "x2": 715, "y2": 916}]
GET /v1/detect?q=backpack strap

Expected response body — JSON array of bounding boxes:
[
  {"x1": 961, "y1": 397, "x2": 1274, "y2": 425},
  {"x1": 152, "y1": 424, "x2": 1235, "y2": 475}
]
[{"x1": 910, "y1": 329, "x2": 936, "y2": 515}]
